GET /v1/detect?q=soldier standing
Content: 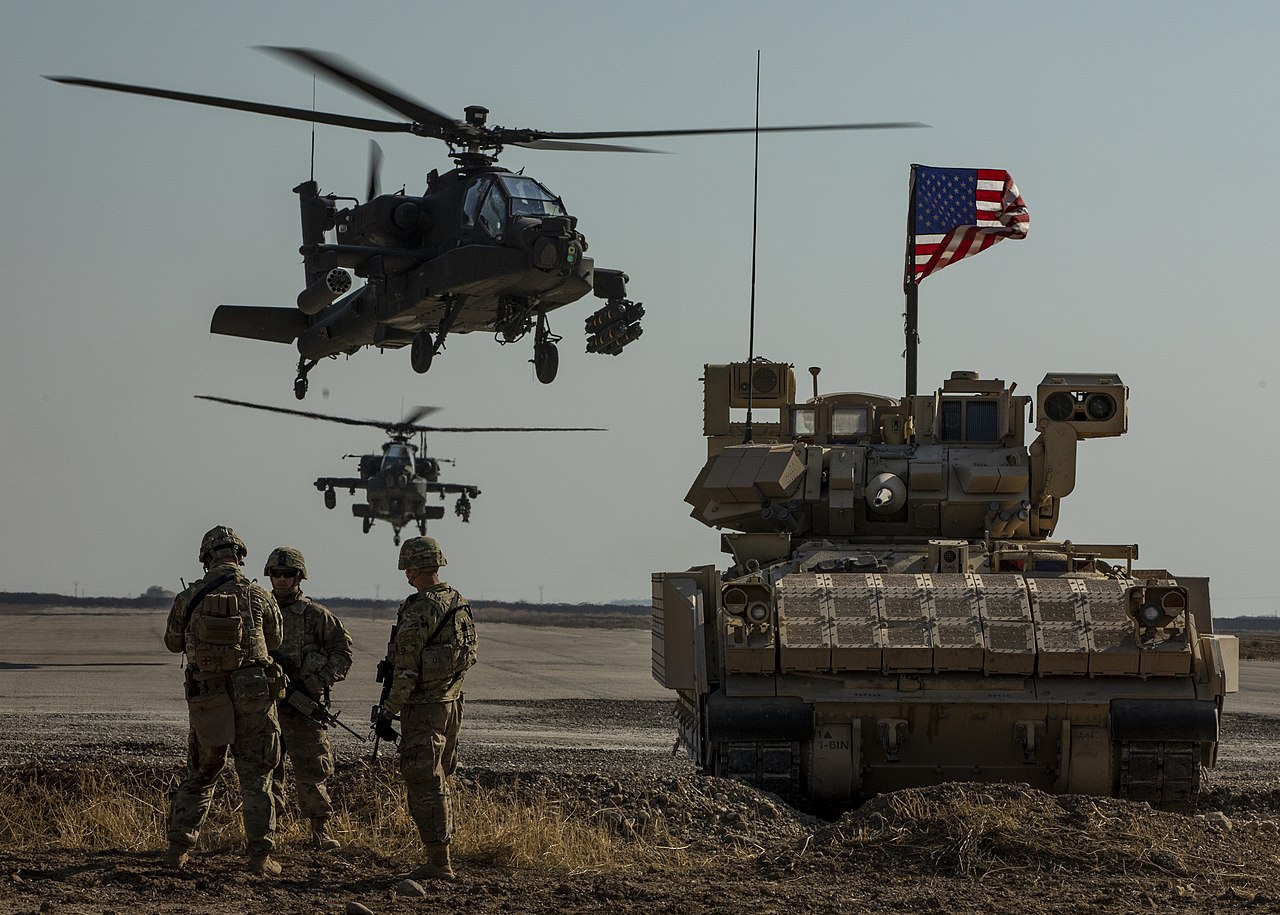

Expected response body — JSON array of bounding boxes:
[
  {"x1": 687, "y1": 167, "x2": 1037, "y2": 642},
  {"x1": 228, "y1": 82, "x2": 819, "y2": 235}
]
[
  {"x1": 264, "y1": 546, "x2": 353, "y2": 851},
  {"x1": 162, "y1": 526, "x2": 285, "y2": 876},
  {"x1": 373, "y1": 536, "x2": 477, "y2": 880}
]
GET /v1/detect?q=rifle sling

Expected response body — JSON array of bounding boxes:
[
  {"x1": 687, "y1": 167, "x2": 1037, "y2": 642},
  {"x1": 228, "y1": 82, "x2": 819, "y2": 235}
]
[
  {"x1": 425, "y1": 593, "x2": 471, "y2": 646},
  {"x1": 181, "y1": 572, "x2": 239, "y2": 631},
  {"x1": 376, "y1": 596, "x2": 471, "y2": 710}
]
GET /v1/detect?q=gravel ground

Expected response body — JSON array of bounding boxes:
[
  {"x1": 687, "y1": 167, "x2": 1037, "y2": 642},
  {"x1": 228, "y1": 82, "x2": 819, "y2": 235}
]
[{"x1": 2, "y1": 700, "x2": 1280, "y2": 914}]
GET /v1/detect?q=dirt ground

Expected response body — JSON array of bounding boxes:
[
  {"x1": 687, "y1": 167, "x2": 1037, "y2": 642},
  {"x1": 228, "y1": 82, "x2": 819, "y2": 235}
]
[
  {"x1": 2, "y1": 609, "x2": 1278, "y2": 914},
  {"x1": 2, "y1": 705, "x2": 1279, "y2": 915}
]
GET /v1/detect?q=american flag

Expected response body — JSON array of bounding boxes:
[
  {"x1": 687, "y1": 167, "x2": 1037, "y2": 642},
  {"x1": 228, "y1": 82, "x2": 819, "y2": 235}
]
[{"x1": 907, "y1": 166, "x2": 1029, "y2": 287}]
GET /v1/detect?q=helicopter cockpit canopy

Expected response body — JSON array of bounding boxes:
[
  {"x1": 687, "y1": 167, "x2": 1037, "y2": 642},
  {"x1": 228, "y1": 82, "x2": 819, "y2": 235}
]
[
  {"x1": 462, "y1": 174, "x2": 567, "y2": 239},
  {"x1": 380, "y1": 442, "x2": 415, "y2": 473},
  {"x1": 501, "y1": 175, "x2": 567, "y2": 217}
]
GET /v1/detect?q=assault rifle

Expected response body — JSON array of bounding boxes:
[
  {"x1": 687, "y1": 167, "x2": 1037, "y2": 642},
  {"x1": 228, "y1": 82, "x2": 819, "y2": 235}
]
[
  {"x1": 271, "y1": 653, "x2": 365, "y2": 742},
  {"x1": 370, "y1": 624, "x2": 399, "y2": 760},
  {"x1": 285, "y1": 682, "x2": 366, "y2": 742}
]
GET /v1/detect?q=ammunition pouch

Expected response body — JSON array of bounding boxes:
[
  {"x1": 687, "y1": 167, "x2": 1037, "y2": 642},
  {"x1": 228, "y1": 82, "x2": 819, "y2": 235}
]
[
  {"x1": 230, "y1": 665, "x2": 271, "y2": 703},
  {"x1": 264, "y1": 660, "x2": 288, "y2": 702},
  {"x1": 187, "y1": 591, "x2": 248, "y2": 674}
]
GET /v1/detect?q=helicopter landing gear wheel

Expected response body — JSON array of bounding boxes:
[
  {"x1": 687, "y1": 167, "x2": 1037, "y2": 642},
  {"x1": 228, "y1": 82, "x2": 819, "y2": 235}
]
[
  {"x1": 362, "y1": 517, "x2": 372, "y2": 534},
  {"x1": 294, "y1": 358, "x2": 318, "y2": 400},
  {"x1": 533, "y1": 341, "x2": 559, "y2": 384},
  {"x1": 393, "y1": 531, "x2": 401, "y2": 546},
  {"x1": 410, "y1": 332, "x2": 434, "y2": 374},
  {"x1": 531, "y1": 311, "x2": 561, "y2": 384},
  {"x1": 324, "y1": 488, "x2": 336, "y2": 510},
  {"x1": 418, "y1": 518, "x2": 427, "y2": 536}
]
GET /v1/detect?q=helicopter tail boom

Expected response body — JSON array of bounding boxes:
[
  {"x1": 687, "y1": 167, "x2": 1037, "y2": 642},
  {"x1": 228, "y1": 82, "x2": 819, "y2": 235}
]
[{"x1": 211, "y1": 305, "x2": 306, "y2": 344}]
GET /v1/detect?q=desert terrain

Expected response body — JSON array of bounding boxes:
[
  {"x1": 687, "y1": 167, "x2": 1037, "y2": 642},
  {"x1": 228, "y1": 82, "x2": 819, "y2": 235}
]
[{"x1": 1, "y1": 605, "x2": 1279, "y2": 914}]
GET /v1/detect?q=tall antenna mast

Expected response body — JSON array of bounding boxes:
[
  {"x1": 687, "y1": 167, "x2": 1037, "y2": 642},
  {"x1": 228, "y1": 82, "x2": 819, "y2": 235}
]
[
  {"x1": 309, "y1": 76, "x2": 316, "y2": 182},
  {"x1": 743, "y1": 50, "x2": 762, "y2": 445}
]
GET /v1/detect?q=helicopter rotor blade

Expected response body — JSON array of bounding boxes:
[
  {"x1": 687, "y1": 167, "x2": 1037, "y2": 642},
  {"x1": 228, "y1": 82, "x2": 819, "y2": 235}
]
[
  {"x1": 398, "y1": 404, "x2": 440, "y2": 427},
  {"x1": 195, "y1": 395, "x2": 399, "y2": 431},
  {"x1": 196, "y1": 396, "x2": 604, "y2": 434},
  {"x1": 259, "y1": 46, "x2": 460, "y2": 133},
  {"x1": 509, "y1": 138, "x2": 665, "y2": 154},
  {"x1": 533, "y1": 121, "x2": 930, "y2": 141},
  {"x1": 367, "y1": 140, "x2": 383, "y2": 201},
  {"x1": 403, "y1": 425, "x2": 606, "y2": 433},
  {"x1": 44, "y1": 75, "x2": 417, "y2": 134}
]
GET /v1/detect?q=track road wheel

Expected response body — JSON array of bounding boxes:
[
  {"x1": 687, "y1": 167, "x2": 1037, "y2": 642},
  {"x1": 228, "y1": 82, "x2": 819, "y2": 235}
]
[
  {"x1": 410, "y1": 332, "x2": 434, "y2": 374},
  {"x1": 533, "y1": 341, "x2": 559, "y2": 384}
]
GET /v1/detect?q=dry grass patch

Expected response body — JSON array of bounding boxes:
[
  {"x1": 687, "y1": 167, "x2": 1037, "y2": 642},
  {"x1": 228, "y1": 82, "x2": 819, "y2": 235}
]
[
  {"x1": 0, "y1": 761, "x2": 707, "y2": 876},
  {"x1": 781, "y1": 782, "x2": 1265, "y2": 882}
]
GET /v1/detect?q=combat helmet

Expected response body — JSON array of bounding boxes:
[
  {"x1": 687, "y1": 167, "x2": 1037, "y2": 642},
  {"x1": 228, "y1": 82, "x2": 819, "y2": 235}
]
[
  {"x1": 264, "y1": 547, "x2": 307, "y2": 580},
  {"x1": 399, "y1": 536, "x2": 446, "y2": 570},
  {"x1": 199, "y1": 525, "x2": 247, "y2": 564}
]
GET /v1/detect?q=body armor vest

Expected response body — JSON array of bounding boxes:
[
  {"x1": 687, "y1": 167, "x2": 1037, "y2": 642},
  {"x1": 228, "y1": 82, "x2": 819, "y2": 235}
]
[{"x1": 185, "y1": 578, "x2": 267, "y2": 673}]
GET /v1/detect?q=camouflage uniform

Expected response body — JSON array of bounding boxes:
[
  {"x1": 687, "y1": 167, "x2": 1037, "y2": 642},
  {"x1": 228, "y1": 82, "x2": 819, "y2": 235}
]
[
  {"x1": 164, "y1": 544, "x2": 283, "y2": 860},
  {"x1": 269, "y1": 585, "x2": 353, "y2": 824},
  {"x1": 381, "y1": 539, "x2": 477, "y2": 850}
]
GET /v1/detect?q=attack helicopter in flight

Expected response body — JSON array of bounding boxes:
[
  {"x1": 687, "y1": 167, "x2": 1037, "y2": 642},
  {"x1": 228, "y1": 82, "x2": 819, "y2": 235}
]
[
  {"x1": 50, "y1": 47, "x2": 924, "y2": 399},
  {"x1": 196, "y1": 395, "x2": 601, "y2": 545}
]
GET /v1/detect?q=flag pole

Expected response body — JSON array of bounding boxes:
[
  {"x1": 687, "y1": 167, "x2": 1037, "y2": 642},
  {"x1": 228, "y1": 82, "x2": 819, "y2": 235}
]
[{"x1": 903, "y1": 165, "x2": 919, "y2": 399}]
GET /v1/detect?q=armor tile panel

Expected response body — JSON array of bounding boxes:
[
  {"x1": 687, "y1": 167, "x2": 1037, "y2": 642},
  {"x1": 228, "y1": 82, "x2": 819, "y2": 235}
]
[
  {"x1": 778, "y1": 574, "x2": 831, "y2": 671},
  {"x1": 829, "y1": 574, "x2": 883, "y2": 671}
]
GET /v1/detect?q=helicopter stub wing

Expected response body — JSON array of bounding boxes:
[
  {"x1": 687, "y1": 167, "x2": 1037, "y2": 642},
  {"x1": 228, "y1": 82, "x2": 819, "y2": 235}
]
[
  {"x1": 315, "y1": 477, "x2": 367, "y2": 491},
  {"x1": 425, "y1": 483, "x2": 481, "y2": 497},
  {"x1": 211, "y1": 305, "x2": 305, "y2": 344}
]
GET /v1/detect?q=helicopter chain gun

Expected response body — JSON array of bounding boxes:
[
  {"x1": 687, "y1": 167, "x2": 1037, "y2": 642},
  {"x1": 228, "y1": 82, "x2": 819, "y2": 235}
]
[
  {"x1": 48, "y1": 47, "x2": 925, "y2": 398},
  {"x1": 196, "y1": 395, "x2": 602, "y2": 544}
]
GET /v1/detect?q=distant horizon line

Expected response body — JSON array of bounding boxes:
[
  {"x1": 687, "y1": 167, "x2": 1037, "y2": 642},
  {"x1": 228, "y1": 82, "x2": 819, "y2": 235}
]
[{"x1": 0, "y1": 589, "x2": 649, "y2": 609}]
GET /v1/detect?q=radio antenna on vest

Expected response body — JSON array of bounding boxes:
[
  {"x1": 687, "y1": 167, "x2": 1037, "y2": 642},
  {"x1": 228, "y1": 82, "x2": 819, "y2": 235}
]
[{"x1": 743, "y1": 51, "x2": 762, "y2": 445}]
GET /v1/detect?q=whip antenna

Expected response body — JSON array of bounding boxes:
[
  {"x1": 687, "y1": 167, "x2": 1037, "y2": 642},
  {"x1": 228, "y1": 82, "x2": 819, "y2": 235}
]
[
  {"x1": 309, "y1": 76, "x2": 316, "y2": 182},
  {"x1": 743, "y1": 51, "x2": 761, "y2": 445}
]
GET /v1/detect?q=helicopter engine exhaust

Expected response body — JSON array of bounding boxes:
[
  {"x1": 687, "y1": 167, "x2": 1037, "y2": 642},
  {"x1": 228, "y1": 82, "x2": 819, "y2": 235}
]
[{"x1": 297, "y1": 268, "x2": 353, "y2": 316}]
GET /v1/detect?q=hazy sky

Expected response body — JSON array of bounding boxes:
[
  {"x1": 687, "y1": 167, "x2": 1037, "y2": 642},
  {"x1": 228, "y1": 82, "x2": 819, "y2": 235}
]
[{"x1": 3, "y1": 2, "x2": 1278, "y2": 613}]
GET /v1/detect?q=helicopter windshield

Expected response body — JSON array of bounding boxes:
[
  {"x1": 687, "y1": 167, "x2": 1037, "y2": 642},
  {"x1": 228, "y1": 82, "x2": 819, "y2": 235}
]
[
  {"x1": 461, "y1": 178, "x2": 507, "y2": 239},
  {"x1": 381, "y1": 443, "x2": 414, "y2": 473},
  {"x1": 498, "y1": 175, "x2": 566, "y2": 217}
]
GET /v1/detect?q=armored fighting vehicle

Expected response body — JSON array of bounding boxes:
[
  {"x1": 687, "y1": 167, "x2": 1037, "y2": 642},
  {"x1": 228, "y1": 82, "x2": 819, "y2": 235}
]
[{"x1": 652, "y1": 361, "x2": 1239, "y2": 810}]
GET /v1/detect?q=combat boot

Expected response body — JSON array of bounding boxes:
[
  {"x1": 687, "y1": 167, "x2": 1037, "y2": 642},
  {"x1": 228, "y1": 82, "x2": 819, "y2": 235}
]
[
  {"x1": 311, "y1": 818, "x2": 341, "y2": 851},
  {"x1": 247, "y1": 853, "x2": 282, "y2": 877},
  {"x1": 162, "y1": 843, "x2": 189, "y2": 870},
  {"x1": 408, "y1": 842, "x2": 455, "y2": 881}
]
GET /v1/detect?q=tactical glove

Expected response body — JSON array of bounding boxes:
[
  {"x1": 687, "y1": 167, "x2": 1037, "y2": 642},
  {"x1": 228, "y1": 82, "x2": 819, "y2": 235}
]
[{"x1": 373, "y1": 706, "x2": 399, "y2": 743}]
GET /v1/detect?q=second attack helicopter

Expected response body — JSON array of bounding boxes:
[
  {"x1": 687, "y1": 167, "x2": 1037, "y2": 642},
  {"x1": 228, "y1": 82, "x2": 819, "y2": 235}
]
[
  {"x1": 49, "y1": 47, "x2": 925, "y2": 399},
  {"x1": 196, "y1": 396, "x2": 601, "y2": 545}
]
